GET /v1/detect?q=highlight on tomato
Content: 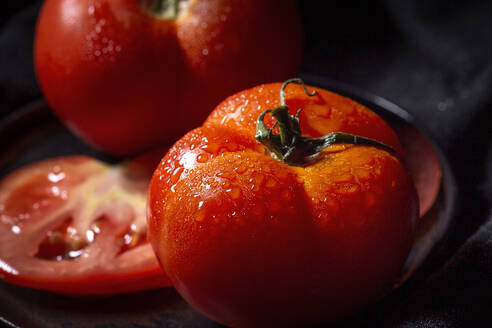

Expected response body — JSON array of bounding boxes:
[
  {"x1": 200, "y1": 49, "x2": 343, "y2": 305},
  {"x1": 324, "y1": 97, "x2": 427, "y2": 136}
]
[
  {"x1": 34, "y1": 0, "x2": 303, "y2": 156},
  {"x1": 0, "y1": 156, "x2": 171, "y2": 295},
  {"x1": 147, "y1": 79, "x2": 420, "y2": 326}
]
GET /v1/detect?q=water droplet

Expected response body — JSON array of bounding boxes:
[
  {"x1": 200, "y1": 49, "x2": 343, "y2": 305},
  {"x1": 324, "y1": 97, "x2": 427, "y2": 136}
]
[
  {"x1": 217, "y1": 172, "x2": 234, "y2": 180},
  {"x1": 221, "y1": 181, "x2": 232, "y2": 189},
  {"x1": 202, "y1": 143, "x2": 220, "y2": 154},
  {"x1": 265, "y1": 177, "x2": 278, "y2": 189},
  {"x1": 228, "y1": 187, "x2": 242, "y2": 200},
  {"x1": 196, "y1": 153, "x2": 209, "y2": 163},
  {"x1": 170, "y1": 167, "x2": 184, "y2": 184},
  {"x1": 48, "y1": 172, "x2": 66, "y2": 183},
  {"x1": 196, "y1": 210, "x2": 206, "y2": 222},
  {"x1": 234, "y1": 165, "x2": 247, "y2": 174},
  {"x1": 86, "y1": 230, "x2": 95, "y2": 242},
  {"x1": 251, "y1": 175, "x2": 264, "y2": 192}
]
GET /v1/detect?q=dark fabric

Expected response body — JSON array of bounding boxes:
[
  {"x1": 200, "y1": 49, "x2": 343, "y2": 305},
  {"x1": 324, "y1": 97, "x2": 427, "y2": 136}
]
[
  {"x1": 0, "y1": 3, "x2": 41, "y2": 118},
  {"x1": 1, "y1": 1, "x2": 491, "y2": 327}
]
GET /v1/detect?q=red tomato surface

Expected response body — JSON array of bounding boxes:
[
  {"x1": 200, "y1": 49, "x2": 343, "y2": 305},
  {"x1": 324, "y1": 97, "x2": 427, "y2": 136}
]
[
  {"x1": 34, "y1": 0, "x2": 303, "y2": 156},
  {"x1": 148, "y1": 82, "x2": 420, "y2": 327},
  {"x1": 0, "y1": 156, "x2": 171, "y2": 295}
]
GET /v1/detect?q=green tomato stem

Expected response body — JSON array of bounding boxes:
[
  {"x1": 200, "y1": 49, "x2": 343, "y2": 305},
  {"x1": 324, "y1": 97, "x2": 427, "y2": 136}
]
[
  {"x1": 142, "y1": 0, "x2": 186, "y2": 19},
  {"x1": 255, "y1": 78, "x2": 396, "y2": 166}
]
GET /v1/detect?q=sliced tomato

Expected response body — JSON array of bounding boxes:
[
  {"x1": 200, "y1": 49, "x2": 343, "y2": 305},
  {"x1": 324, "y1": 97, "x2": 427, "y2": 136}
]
[
  {"x1": 0, "y1": 155, "x2": 171, "y2": 295},
  {"x1": 395, "y1": 125, "x2": 443, "y2": 217}
]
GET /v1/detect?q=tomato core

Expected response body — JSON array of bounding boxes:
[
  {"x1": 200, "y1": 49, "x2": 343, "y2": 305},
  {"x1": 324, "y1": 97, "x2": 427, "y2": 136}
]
[
  {"x1": 140, "y1": 0, "x2": 191, "y2": 19},
  {"x1": 35, "y1": 218, "x2": 95, "y2": 261}
]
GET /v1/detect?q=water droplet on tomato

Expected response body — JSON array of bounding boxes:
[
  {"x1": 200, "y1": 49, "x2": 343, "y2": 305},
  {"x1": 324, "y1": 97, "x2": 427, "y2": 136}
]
[
  {"x1": 196, "y1": 153, "x2": 210, "y2": 163},
  {"x1": 170, "y1": 167, "x2": 184, "y2": 184},
  {"x1": 196, "y1": 210, "x2": 206, "y2": 222},
  {"x1": 11, "y1": 225, "x2": 21, "y2": 234},
  {"x1": 86, "y1": 229, "x2": 95, "y2": 242},
  {"x1": 234, "y1": 165, "x2": 247, "y2": 174},
  {"x1": 228, "y1": 187, "x2": 241, "y2": 200},
  {"x1": 202, "y1": 143, "x2": 220, "y2": 154},
  {"x1": 265, "y1": 177, "x2": 278, "y2": 189},
  {"x1": 251, "y1": 175, "x2": 264, "y2": 192}
]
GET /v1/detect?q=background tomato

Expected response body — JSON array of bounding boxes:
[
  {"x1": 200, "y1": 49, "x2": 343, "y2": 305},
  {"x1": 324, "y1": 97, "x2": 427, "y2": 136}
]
[
  {"x1": 34, "y1": 0, "x2": 302, "y2": 156},
  {"x1": 148, "y1": 82, "x2": 419, "y2": 326},
  {"x1": 0, "y1": 155, "x2": 171, "y2": 295}
]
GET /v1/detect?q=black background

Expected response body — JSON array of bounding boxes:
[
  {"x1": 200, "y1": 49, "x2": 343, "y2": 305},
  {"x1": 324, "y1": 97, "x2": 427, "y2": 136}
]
[{"x1": 1, "y1": 1, "x2": 492, "y2": 327}]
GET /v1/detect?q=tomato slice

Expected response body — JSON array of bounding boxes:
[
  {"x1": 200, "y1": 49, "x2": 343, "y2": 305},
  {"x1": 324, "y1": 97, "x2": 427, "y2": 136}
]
[
  {"x1": 0, "y1": 155, "x2": 171, "y2": 295},
  {"x1": 395, "y1": 125, "x2": 443, "y2": 217}
]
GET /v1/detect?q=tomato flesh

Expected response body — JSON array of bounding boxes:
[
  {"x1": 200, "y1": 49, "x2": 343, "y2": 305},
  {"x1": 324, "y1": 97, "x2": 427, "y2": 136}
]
[{"x1": 0, "y1": 156, "x2": 171, "y2": 295}]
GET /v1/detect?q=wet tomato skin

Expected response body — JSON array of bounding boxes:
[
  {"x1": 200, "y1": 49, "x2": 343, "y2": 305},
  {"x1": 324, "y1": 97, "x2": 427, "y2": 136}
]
[
  {"x1": 34, "y1": 0, "x2": 302, "y2": 156},
  {"x1": 148, "y1": 83, "x2": 419, "y2": 326}
]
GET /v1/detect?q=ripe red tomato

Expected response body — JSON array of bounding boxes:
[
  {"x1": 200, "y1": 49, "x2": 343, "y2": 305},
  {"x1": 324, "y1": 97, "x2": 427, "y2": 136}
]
[
  {"x1": 147, "y1": 80, "x2": 419, "y2": 326},
  {"x1": 34, "y1": 0, "x2": 303, "y2": 156},
  {"x1": 0, "y1": 156, "x2": 171, "y2": 295}
]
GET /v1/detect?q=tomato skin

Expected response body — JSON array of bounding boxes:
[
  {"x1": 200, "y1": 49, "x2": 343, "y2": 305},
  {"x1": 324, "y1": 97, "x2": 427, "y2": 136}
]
[
  {"x1": 148, "y1": 83, "x2": 419, "y2": 326},
  {"x1": 34, "y1": 0, "x2": 302, "y2": 156},
  {"x1": 0, "y1": 156, "x2": 171, "y2": 296}
]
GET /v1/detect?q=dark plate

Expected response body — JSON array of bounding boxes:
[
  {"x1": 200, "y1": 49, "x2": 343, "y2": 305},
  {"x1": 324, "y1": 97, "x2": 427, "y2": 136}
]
[{"x1": 0, "y1": 76, "x2": 456, "y2": 328}]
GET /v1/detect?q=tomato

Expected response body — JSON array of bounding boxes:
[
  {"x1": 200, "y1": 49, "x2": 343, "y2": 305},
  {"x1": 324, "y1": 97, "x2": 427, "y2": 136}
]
[
  {"x1": 34, "y1": 0, "x2": 303, "y2": 156},
  {"x1": 0, "y1": 155, "x2": 171, "y2": 295},
  {"x1": 147, "y1": 80, "x2": 419, "y2": 326}
]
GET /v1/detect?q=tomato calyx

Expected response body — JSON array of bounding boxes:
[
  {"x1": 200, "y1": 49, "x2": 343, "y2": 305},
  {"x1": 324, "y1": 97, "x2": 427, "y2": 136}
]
[
  {"x1": 140, "y1": 0, "x2": 190, "y2": 19},
  {"x1": 255, "y1": 78, "x2": 396, "y2": 166}
]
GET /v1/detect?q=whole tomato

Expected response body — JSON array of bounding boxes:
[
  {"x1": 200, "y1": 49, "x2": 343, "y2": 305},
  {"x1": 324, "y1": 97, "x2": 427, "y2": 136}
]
[
  {"x1": 34, "y1": 0, "x2": 302, "y2": 156},
  {"x1": 147, "y1": 79, "x2": 419, "y2": 327}
]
